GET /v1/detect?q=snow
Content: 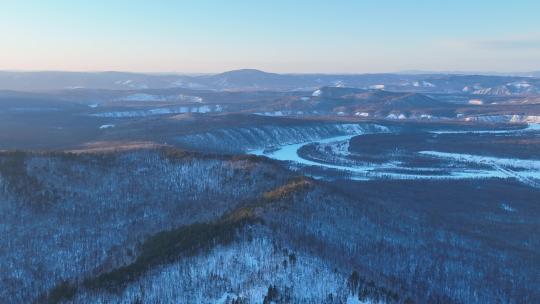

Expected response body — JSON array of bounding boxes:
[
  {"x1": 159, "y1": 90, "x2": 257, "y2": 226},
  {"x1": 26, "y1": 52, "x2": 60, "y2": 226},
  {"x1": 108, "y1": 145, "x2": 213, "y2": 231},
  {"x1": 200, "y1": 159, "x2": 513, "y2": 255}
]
[
  {"x1": 431, "y1": 123, "x2": 539, "y2": 134},
  {"x1": 318, "y1": 139, "x2": 350, "y2": 157},
  {"x1": 251, "y1": 134, "x2": 359, "y2": 168},
  {"x1": 473, "y1": 86, "x2": 511, "y2": 96},
  {"x1": 460, "y1": 115, "x2": 540, "y2": 124},
  {"x1": 464, "y1": 115, "x2": 509, "y2": 123},
  {"x1": 312, "y1": 89, "x2": 322, "y2": 97},
  {"x1": 116, "y1": 80, "x2": 133, "y2": 85},
  {"x1": 216, "y1": 292, "x2": 237, "y2": 304},
  {"x1": 76, "y1": 237, "x2": 347, "y2": 303},
  {"x1": 521, "y1": 116, "x2": 540, "y2": 124},
  {"x1": 249, "y1": 126, "x2": 401, "y2": 180},
  {"x1": 468, "y1": 99, "x2": 484, "y2": 105},
  {"x1": 473, "y1": 88, "x2": 490, "y2": 95},
  {"x1": 369, "y1": 84, "x2": 385, "y2": 90},
  {"x1": 196, "y1": 105, "x2": 211, "y2": 113},
  {"x1": 149, "y1": 108, "x2": 175, "y2": 115},
  {"x1": 508, "y1": 82, "x2": 531, "y2": 88},
  {"x1": 386, "y1": 114, "x2": 399, "y2": 120},
  {"x1": 114, "y1": 80, "x2": 149, "y2": 89},
  {"x1": 347, "y1": 295, "x2": 362, "y2": 304},
  {"x1": 254, "y1": 111, "x2": 288, "y2": 117},
  {"x1": 355, "y1": 112, "x2": 370, "y2": 117},
  {"x1": 256, "y1": 140, "x2": 508, "y2": 181},
  {"x1": 333, "y1": 81, "x2": 345, "y2": 88},
  {"x1": 118, "y1": 93, "x2": 165, "y2": 102},
  {"x1": 410, "y1": 80, "x2": 435, "y2": 88},
  {"x1": 419, "y1": 151, "x2": 540, "y2": 187},
  {"x1": 418, "y1": 151, "x2": 540, "y2": 171},
  {"x1": 526, "y1": 123, "x2": 540, "y2": 131},
  {"x1": 249, "y1": 126, "x2": 540, "y2": 185},
  {"x1": 178, "y1": 94, "x2": 203, "y2": 103},
  {"x1": 99, "y1": 124, "x2": 115, "y2": 129},
  {"x1": 347, "y1": 295, "x2": 373, "y2": 304},
  {"x1": 91, "y1": 105, "x2": 220, "y2": 118},
  {"x1": 500, "y1": 203, "x2": 516, "y2": 212}
]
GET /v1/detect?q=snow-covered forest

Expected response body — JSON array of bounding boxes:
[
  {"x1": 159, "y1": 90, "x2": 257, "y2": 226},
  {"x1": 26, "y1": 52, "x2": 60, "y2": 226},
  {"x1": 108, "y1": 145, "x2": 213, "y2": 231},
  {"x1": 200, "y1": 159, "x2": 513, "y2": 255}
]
[{"x1": 1, "y1": 149, "x2": 538, "y2": 303}]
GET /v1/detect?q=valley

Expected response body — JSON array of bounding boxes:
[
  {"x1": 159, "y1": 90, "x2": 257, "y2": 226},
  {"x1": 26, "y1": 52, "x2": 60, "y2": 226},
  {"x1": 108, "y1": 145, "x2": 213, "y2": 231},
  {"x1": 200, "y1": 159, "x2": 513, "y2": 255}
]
[
  {"x1": 252, "y1": 124, "x2": 540, "y2": 186},
  {"x1": 4, "y1": 0, "x2": 540, "y2": 302},
  {"x1": 0, "y1": 70, "x2": 539, "y2": 304}
]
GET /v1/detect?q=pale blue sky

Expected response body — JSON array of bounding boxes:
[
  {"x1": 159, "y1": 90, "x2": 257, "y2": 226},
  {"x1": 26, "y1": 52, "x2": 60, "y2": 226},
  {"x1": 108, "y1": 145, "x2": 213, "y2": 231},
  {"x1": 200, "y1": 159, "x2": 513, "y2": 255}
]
[{"x1": 1, "y1": 0, "x2": 539, "y2": 73}]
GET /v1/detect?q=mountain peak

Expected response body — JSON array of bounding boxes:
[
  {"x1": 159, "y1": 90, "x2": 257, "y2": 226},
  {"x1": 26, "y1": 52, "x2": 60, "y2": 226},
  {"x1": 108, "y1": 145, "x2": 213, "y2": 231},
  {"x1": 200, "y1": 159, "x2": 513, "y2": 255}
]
[{"x1": 218, "y1": 69, "x2": 276, "y2": 76}]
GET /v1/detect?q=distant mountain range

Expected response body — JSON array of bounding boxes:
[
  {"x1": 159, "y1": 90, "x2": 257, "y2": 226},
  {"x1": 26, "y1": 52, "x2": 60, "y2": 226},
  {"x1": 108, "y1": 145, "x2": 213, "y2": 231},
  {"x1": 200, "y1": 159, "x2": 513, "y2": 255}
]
[
  {"x1": 1, "y1": 69, "x2": 540, "y2": 96},
  {"x1": 398, "y1": 70, "x2": 540, "y2": 77}
]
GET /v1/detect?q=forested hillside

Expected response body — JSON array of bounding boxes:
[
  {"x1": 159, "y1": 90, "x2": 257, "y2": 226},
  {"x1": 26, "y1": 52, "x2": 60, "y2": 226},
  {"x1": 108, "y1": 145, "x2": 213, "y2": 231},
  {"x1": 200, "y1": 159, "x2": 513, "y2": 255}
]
[{"x1": 1, "y1": 149, "x2": 538, "y2": 303}]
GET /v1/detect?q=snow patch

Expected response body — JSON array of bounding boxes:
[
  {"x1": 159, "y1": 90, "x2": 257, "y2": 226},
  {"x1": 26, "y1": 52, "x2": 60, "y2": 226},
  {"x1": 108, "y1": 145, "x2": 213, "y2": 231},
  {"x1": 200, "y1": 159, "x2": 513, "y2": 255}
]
[
  {"x1": 355, "y1": 112, "x2": 370, "y2": 117},
  {"x1": 178, "y1": 94, "x2": 203, "y2": 103},
  {"x1": 333, "y1": 81, "x2": 345, "y2": 88},
  {"x1": 418, "y1": 151, "x2": 540, "y2": 171},
  {"x1": 468, "y1": 99, "x2": 484, "y2": 105},
  {"x1": 347, "y1": 295, "x2": 373, "y2": 304},
  {"x1": 91, "y1": 105, "x2": 220, "y2": 118},
  {"x1": 473, "y1": 86, "x2": 511, "y2": 96},
  {"x1": 500, "y1": 203, "x2": 516, "y2": 212},
  {"x1": 386, "y1": 113, "x2": 407, "y2": 120},
  {"x1": 422, "y1": 81, "x2": 436, "y2": 87},
  {"x1": 118, "y1": 93, "x2": 165, "y2": 102},
  {"x1": 508, "y1": 82, "x2": 531, "y2": 88},
  {"x1": 464, "y1": 115, "x2": 540, "y2": 124}
]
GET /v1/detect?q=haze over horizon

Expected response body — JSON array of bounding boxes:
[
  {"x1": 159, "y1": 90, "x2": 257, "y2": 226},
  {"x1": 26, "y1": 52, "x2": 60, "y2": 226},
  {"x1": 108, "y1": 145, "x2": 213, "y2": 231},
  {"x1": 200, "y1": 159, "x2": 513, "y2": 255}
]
[{"x1": 1, "y1": 0, "x2": 540, "y2": 73}]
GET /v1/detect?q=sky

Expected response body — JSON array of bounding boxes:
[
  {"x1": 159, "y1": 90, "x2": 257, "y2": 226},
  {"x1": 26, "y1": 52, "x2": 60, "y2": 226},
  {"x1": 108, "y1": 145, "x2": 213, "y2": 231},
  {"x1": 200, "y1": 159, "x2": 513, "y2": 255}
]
[{"x1": 1, "y1": 0, "x2": 540, "y2": 74}]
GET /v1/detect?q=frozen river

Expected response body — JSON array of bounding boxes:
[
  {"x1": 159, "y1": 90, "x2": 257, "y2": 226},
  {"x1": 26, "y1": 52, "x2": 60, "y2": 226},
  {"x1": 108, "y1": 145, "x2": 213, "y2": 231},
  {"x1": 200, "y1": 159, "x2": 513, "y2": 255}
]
[{"x1": 250, "y1": 124, "x2": 540, "y2": 186}]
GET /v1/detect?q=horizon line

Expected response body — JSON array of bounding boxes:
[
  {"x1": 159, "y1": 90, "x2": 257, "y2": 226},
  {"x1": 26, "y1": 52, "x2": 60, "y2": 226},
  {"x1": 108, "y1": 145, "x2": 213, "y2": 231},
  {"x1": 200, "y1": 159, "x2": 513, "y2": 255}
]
[{"x1": 1, "y1": 68, "x2": 539, "y2": 76}]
